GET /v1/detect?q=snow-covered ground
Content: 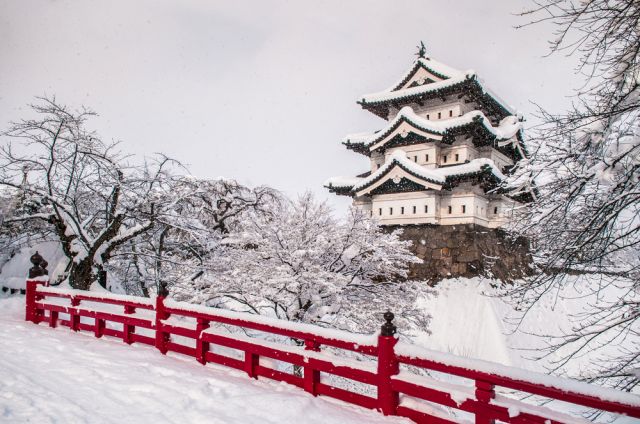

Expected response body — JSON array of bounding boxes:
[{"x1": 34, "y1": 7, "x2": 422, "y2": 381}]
[
  {"x1": 0, "y1": 296, "x2": 407, "y2": 424},
  {"x1": 1, "y1": 247, "x2": 637, "y2": 422}
]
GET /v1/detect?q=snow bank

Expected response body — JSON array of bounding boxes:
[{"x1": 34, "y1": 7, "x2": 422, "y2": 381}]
[{"x1": 416, "y1": 277, "x2": 640, "y2": 400}]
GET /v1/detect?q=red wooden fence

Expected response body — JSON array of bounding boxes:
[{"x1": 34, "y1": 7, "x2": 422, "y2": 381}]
[{"x1": 25, "y1": 280, "x2": 640, "y2": 423}]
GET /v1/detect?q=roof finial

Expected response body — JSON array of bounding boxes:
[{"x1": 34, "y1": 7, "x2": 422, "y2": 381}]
[{"x1": 415, "y1": 41, "x2": 427, "y2": 59}]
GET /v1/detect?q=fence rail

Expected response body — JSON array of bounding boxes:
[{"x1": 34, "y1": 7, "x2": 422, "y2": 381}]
[{"x1": 25, "y1": 280, "x2": 640, "y2": 423}]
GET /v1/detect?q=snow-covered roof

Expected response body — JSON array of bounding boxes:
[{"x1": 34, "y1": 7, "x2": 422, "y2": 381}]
[
  {"x1": 359, "y1": 56, "x2": 516, "y2": 118},
  {"x1": 366, "y1": 72, "x2": 472, "y2": 104},
  {"x1": 322, "y1": 176, "x2": 364, "y2": 189},
  {"x1": 325, "y1": 150, "x2": 506, "y2": 196},
  {"x1": 386, "y1": 57, "x2": 467, "y2": 92},
  {"x1": 352, "y1": 150, "x2": 447, "y2": 192},
  {"x1": 344, "y1": 107, "x2": 522, "y2": 150}
]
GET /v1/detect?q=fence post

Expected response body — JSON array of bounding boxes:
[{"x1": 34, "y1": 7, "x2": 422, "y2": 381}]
[
  {"x1": 377, "y1": 311, "x2": 399, "y2": 416},
  {"x1": 25, "y1": 252, "x2": 48, "y2": 323},
  {"x1": 195, "y1": 317, "x2": 210, "y2": 365},
  {"x1": 244, "y1": 352, "x2": 259, "y2": 379},
  {"x1": 70, "y1": 297, "x2": 81, "y2": 331},
  {"x1": 304, "y1": 340, "x2": 321, "y2": 396},
  {"x1": 475, "y1": 380, "x2": 496, "y2": 424},
  {"x1": 123, "y1": 305, "x2": 135, "y2": 344},
  {"x1": 155, "y1": 286, "x2": 170, "y2": 354},
  {"x1": 25, "y1": 280, "x2": 39, "y2": 323},
  {"x1": 94, "y1": 318, "x2": 105, "y2": 338}
]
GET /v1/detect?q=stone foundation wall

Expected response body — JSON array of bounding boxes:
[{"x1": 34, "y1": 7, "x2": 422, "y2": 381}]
[{"x1": 386, "y1": 224, "x2": 532, "y2": 282}]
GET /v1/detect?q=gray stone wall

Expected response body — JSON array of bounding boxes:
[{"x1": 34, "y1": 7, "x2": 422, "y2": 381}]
[{"x1": 386, "y1": 224, "x2": 532, "y2": 283}]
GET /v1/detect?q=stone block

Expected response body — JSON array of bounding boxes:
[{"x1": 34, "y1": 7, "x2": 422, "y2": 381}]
[{"x1": 390, "y1": 223, "x2": 532, "y2": 282}]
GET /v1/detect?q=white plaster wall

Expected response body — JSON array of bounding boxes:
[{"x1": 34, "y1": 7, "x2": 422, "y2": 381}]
[
  {"x1": 370, "y1": 151, "x2": 385, "y2": 172},
  {"x1": 440, "y1": 144, "x2": 477, "y2": 165},
  {"x1": 358, "y1": 190, "x2": 512, "y2": 228},
  {"x1": 359, "y1": 192, "x2": 513, "y2": 228},
  {"x1": 387, "y1": 99, "x2": 464, "y2": 122},
  {"x1": 384, "y1": 145, "x2": 439, "y2": 168},
  {"x1": 371, "y1": 192, "x2": 439, "y2": 225},
  {"x1": 421, "y1": 103, "x2": 462, "y2": 121}
]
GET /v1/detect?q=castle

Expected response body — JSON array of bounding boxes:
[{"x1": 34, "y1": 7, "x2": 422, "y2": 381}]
[{"x1": 326, "y1": 46, "x2": 530, "y2": 280}]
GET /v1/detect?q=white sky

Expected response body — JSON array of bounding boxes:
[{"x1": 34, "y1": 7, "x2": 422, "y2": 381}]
[{"x1": 1, "y1": 0, "x2": 580, "y2": 214}]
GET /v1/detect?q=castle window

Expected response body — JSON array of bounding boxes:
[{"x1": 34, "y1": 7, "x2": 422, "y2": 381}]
[
  {"x1": 462, "y1": 205, "x2": 466, "y2": 214},
  {"x1": 413, "y1": 206, "x2": 416, "y2": 214},
  {"x1": 443, "y1": 155, "x2": 447, "y2": 163},
  {"x1": 494, "y1": 206, "x2": 498, "y2": 214},
  {"x1": 424, "y1": 205, "x2": 428, "y2": 213},
  {"x1": 414, "y1": 156, "x2": 417, "y2": 162},
  {"x1": 389, "y1": 207, "x2": 393, "y2": 215},
  {"x1": 448, "y1": 206, "x2": 452, "y2": 214},
  {"x1": 379, "y1": 208, "x2": 382, "y2": 216},
  {"x1": 455, "y1": 154, "x2": 459, "y2": 162},
  {"x1": 401, "y1": 207, "x2": 405, "y2": 215},
  {"x1": 426, "y1": 114, "x2": 430, "y2": 120},
  {"x1": 425, "y1": 154, "x2": 429, "y2": 162},
  {"x1": 438, "y1": 112, "x2": 442, "y2": 119},
  {"x1": 449, "y1": 110, "x2": 453, "y2": 117}
]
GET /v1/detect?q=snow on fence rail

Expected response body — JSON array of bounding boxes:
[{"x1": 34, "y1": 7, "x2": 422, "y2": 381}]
[{"x1": 25, "y1": 280, "x2": 640, "y2": 424}]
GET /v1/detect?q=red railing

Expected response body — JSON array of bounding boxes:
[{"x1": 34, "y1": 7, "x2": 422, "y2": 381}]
[{"x1": 25, "y1": 280, "x2": 640, "y2": 423}]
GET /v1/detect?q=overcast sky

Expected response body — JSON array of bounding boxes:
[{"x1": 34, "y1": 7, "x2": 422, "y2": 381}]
[{"x1": 1, "y1": 0, "x2": 580, "y2": 214}]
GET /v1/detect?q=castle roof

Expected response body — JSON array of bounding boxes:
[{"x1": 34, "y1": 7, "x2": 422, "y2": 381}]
[
  {"x1": 358, "y1": 56, "x2": 516, "y2": 120},
  {"x1": 386, "y1": 57, "x2": 466, "y2": 91},
  {"x1": 343, "y1": 107, "x2": 524, "y2": 157},
  {"x1": 325, "y1": 150, "x2": 506, "y2": 196}
]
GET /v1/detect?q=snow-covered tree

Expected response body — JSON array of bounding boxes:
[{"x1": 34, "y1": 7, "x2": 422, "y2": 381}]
[
  {"x1": 0, "y1": 97, "x2": 176, "y2": 290},
  {"x1": 505, "y1": 0, "x2": 640, "y2": 391},
  {"x1": 175, "y1": 192, "x2": 429, "y2": 335},
  {"x1": 110, "y1": 177, "x2": 280, "y2": 296}
]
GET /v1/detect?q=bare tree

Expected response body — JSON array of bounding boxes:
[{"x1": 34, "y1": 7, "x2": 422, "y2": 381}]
[
  {"x1": 0, "y1": 97, "x2": 176, "y2": 290},
  {"x1": 504, "y1": 0, "x2": 640, "y2": 391}
]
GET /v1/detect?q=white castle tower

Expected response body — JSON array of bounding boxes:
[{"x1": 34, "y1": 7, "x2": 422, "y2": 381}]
[{"x1": 326, "y1": 46, "x2": 528, "y2": 228}]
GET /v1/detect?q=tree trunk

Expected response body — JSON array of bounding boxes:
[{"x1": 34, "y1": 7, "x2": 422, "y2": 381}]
[
  {"x1": 68, "y1": 258, "x2": 94, "y2": 290},
  {"x1": 97, "y1": 267, "x2": 107, "y2": 289}
]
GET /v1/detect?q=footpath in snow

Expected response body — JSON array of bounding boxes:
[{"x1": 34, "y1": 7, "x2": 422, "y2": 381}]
[{"x1": 0, "y1": 296, "x2": 406, "y2": 424}]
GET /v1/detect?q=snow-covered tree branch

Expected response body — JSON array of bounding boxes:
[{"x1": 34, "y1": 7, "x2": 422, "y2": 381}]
[
  {"x1": 172, "y1": 192, "x2": 430, "y2": 335},
  {"x1": 504, "y1": 0, "x2": 640, "y2": 391},
  {"x1": 0, "y1": 97, "x2": 177, "y2": 289}
]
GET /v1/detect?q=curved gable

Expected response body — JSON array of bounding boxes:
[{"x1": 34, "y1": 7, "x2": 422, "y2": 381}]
[
  {"x1": 355, "y1": 160, "x2": 443, "y2": 197},
  {"x1": 369, "y1": 118, "x2": 443, "y2": 152},
  {"x1": 390, "y1": 58, "x2": 462, "y2": 92}
]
